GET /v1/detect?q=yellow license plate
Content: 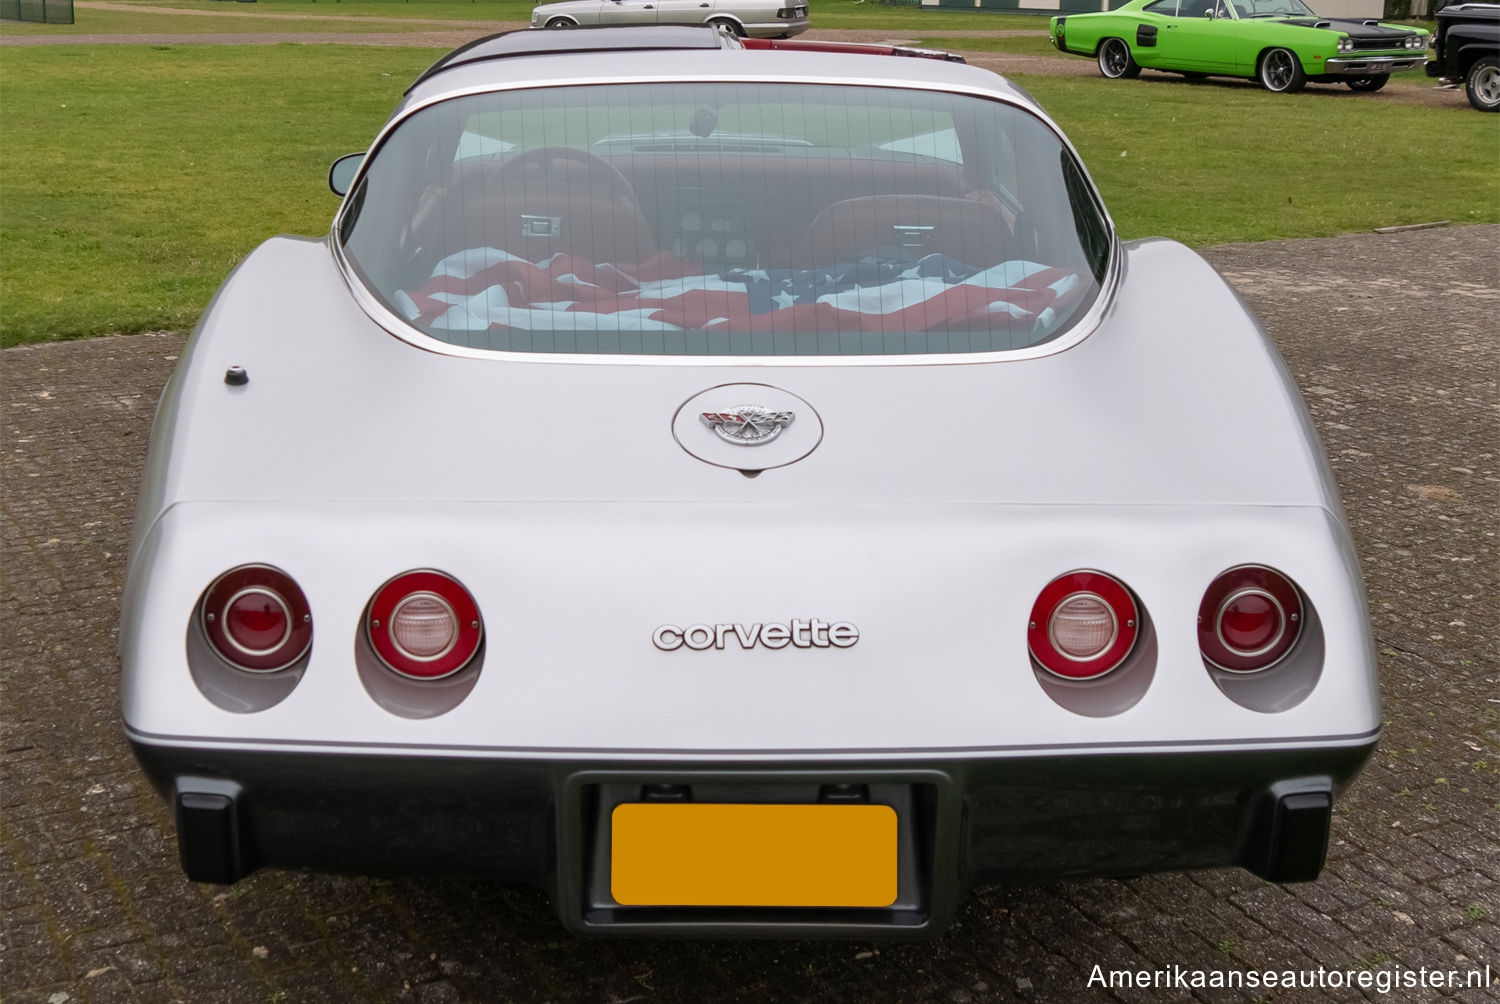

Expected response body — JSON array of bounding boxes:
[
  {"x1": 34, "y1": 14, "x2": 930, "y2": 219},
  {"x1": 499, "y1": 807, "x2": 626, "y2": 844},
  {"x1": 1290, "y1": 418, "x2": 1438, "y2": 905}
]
[{"x1": 610, "y1": 802, "x2": 897, "y2": 907}]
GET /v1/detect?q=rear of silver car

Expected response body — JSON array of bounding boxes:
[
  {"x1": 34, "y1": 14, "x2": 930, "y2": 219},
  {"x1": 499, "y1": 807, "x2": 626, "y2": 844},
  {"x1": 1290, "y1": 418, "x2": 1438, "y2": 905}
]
[{"x1": 121, "y1": 40, "x2": 1377, "y2": 936}]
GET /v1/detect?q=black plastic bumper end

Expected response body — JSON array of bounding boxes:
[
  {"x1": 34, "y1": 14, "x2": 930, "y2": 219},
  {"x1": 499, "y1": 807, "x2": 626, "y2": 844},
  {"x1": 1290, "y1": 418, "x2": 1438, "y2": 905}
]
[
  {"x1": 175, "y1": 776, "x2": 256, "y2": 884},
  {"x1": 1241, "y1": 778, "x2": 1333, "y2": 883}
]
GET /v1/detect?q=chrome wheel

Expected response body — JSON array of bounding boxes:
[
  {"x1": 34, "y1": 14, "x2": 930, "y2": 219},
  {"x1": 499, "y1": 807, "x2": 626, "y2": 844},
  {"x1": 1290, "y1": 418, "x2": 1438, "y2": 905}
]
[
  {"x1": 1468, "y1": 56, "x2": 1500, "y2": 112},
  {"x1": 1097, "y1": 38, "x2": 1140, "y2": 80},
  {"x1": 1258, "y1": 48, "x2": 1306, "y2": 93}
]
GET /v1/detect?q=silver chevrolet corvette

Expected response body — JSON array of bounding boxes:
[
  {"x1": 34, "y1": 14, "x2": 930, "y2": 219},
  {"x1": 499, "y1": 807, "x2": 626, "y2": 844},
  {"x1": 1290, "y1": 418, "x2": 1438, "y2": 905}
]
[{"x1": 121, "y1": 26, "x2": 1379, "y2": 937}]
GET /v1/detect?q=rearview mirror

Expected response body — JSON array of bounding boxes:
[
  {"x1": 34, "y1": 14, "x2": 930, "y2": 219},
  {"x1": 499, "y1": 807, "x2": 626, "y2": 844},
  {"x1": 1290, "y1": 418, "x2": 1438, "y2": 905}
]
[{"x1": 328, "y1": 153, "x2": 364, "y2": 197}]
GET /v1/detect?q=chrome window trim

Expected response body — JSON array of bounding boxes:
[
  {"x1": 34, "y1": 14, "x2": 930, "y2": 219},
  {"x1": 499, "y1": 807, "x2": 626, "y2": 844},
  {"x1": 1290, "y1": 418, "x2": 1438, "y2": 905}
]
[{"x1": 329, "y1": 72, "x2": 1121, "y2": 368}]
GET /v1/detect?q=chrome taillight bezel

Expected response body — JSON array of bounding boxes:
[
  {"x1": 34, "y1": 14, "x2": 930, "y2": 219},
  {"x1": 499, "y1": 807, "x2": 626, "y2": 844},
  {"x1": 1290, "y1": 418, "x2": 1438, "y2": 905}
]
[
  {"x1": 1198, "y1": 564, "x2": 1304, "y2": 673},
  {"x1": 200, "y1": 564, "x2": 313, "y2": 673},
  {"x1": 1028, "y1": 570, "x2": 1139, "y2": 680},
  {"x1": 366, "y1": 569, "x2": 483, "y2": 680}
]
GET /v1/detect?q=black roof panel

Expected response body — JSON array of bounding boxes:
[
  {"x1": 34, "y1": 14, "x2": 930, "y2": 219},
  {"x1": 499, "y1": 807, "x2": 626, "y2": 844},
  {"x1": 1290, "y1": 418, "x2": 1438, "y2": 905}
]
[{"x1": 407, "y1": 26, "x2": 732, "y2": 94}]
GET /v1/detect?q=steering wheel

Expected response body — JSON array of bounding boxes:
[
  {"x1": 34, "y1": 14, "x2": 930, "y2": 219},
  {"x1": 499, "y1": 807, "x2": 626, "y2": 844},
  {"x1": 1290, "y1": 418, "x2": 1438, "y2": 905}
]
[{"x1": 488, "y1": 146, "x2": 639, "y2": 205}]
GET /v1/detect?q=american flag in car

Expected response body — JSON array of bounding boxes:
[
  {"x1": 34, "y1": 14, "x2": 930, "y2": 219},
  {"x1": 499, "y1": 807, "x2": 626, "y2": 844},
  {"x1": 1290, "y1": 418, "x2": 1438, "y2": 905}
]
[{"x1": 397, "y1": 247, "x2": 1083, "y2": 342}]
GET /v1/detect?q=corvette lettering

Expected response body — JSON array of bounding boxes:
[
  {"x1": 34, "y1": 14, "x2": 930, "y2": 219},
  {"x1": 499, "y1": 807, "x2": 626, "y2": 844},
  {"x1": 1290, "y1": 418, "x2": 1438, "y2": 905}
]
[{"x1": 653, "y1": 620, "x2": 859, "y2": 651}]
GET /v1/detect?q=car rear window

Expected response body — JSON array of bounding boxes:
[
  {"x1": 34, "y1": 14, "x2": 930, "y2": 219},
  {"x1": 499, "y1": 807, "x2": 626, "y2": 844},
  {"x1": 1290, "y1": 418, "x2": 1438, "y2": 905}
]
[{"x1": 339, "y1": 82, "x2": 1110, "y2": 356}]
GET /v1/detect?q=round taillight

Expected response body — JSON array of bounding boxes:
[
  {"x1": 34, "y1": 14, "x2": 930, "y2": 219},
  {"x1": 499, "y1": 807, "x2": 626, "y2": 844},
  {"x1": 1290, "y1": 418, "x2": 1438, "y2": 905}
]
[
  {"x1": 1028, "y1": 570, "x2": 1139, "y2": 680},
  {"x1": 201, "y1": 564, "x2": 312, "y2": 672},
  {"x1": 368, "y1": 570, "x2": 482, "y2": 680},
  {"x1": 1199, "y1": 565, "x2": 1303, "y2": 672}
]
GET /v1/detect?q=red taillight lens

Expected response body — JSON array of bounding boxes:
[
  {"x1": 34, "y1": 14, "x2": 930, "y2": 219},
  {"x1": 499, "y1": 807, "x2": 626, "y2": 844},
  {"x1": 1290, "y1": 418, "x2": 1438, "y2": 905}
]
[
  {"x1": 202, "y1": 564, "x2": 312, "y2": 672},
  {"x1": 1199, "y1": 565, "x2": 1303, "y2": 673},
  {"x1": 368, "y1": 570, "x2": 482, "y2": 679},
  {"x1": 1028, "y1": 570, "x2": 1139, "y2": 680},
  {"x1": 225, "y1": 590, "x2": 289, "y2": 652}
]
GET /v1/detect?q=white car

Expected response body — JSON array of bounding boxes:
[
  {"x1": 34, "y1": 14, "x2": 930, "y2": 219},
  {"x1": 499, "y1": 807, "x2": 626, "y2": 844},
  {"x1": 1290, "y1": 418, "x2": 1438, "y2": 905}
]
[
  {"x1": 121, "y1": 26, "x2": 1378, "y2": 937},
  {"x1": 530, "y1": 0, "x2": 808, "y2": 38}
]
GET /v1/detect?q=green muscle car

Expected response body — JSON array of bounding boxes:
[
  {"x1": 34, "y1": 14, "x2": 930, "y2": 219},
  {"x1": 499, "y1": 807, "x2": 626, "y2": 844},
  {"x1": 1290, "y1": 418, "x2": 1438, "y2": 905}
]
[{"x1": 1050, "y1": 0, "x2": 1429, "y2": 93}]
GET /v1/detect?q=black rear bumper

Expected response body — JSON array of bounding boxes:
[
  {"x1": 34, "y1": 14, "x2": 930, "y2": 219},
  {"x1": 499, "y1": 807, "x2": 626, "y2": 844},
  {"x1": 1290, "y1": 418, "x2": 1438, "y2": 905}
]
[{"x1": 131, "y1": 737, "x2": 1376, "y2": 938}]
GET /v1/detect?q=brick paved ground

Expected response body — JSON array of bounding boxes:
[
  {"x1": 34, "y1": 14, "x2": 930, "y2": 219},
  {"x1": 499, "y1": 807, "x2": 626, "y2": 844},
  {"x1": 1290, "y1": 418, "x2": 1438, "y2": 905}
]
[{"x1": 2, "y1": 226, "x2": 1496, "y2": 1003}]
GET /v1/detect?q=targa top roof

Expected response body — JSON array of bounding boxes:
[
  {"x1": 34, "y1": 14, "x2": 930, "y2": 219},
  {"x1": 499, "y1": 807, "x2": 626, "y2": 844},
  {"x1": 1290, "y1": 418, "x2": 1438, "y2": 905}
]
[{"x1": 406, "y1": 26, "x2": 736, "y2": 94}]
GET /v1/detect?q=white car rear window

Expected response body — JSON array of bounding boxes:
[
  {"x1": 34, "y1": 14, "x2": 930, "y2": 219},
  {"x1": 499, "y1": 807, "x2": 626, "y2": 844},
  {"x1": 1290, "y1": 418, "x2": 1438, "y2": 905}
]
[{"x1": 340, "y1": 82, "x2": 1109, "y2": 356}]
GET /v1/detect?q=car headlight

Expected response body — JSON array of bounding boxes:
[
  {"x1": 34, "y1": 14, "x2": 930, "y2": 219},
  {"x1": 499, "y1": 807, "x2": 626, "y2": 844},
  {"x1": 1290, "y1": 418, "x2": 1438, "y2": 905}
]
[
  {"x1": 530, "y1": 11, "x2": 540, "y2": 23},
  {"x1": 1337, "y1": 37, "x2": 1352, "y2": 52}
]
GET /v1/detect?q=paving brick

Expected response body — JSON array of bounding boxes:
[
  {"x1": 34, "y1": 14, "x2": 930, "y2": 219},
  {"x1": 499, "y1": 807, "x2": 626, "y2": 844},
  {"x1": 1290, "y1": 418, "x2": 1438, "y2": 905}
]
[
  {"x1": 170, "y1": 961, "x2": 268, "y2": 1003},
  {"x1": 5, "y1": 813, "x2": 86, "y2": 868},
  {"x1": 415, "y1": 981, "x2": 463, "y2": 1004},
  {"x1": 1440, "y1": 923, "x2": 1500, "y2": 966},
  {"x1": 2, "y1": 921, "x2": 75, "y2": 989},
  {"x1": 127, "y1": 886, "x2": 220, "y2": 945},
  {"x1": 30, "y1": 857, "x2": 130, "y2": 934}
]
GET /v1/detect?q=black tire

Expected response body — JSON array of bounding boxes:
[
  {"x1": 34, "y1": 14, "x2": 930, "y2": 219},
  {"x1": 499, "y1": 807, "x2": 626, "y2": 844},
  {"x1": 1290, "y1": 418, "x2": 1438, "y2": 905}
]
[
  {"x1": 545, "y1": 16, "x2": 574, "y2": 27},
  {"x1": 1258, "y1": 47, "x2": 1306, "y2": 93},
  {"x1": 1346, "y1": 75, "x2": 1388, "y2": 92},
  {"x1": 708, "y1": 16, "x2": 744, "y2": 37},
  {"x1": 1466, "y1": 55, "x2": 1500, "y2": 112},
  {"x1": 1097, "y1": 38, "x2": 1141, "y2": 80}
]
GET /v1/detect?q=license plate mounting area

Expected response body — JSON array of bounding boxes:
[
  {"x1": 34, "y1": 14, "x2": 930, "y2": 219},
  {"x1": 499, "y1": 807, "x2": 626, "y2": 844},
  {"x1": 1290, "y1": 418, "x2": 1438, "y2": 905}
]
[
  {"x1": 611, "y1": 801, "x2": 898, "y2": 907},
  {"x1": 558, "y1": 769, "x2": 959, "y2": 937}
]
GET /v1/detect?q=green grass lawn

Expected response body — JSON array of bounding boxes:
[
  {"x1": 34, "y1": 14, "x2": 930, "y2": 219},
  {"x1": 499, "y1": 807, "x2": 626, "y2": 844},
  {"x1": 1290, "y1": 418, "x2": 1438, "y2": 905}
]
[
  {"x1": 92, "y1": 0, "x2": 537, "y2": 13},
  {"x1": 0, "y1": 0, "x2": 1045, "y2": 33},
  {"x1": 0, "y1": 45, "x2": 433, "y2": 343},
  {"x1": 916, "y1": 33, "x2": 1057, "y2": 58},
  {"x1": 103, "y1": 0, "x2": 1043, "y2": 26},
  {"x1": 0, "y1": 8, "x2": 472, "y2": 32},
  {"x1": 2, "y1": 25, "x2": 1493, "y2": 346},
  {"x1": 0, "y1": 0, "x2": 532, "y2": 34},
  {"x1": 802, "y1": 0, "x2": 1042, "y2": 30},
  {"x1": 0, "y1": 0, "x2": 527, "y2": 33},
  {"x1": 1014, "y1": 72, "x2": 1496, "y2": 246}
]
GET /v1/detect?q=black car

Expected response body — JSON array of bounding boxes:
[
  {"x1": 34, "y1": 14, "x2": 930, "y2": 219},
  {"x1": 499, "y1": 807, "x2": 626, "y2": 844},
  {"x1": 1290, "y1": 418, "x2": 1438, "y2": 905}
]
[{"x1": 1426, "y1": 1, "x2": 1500, "y2": 110}]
